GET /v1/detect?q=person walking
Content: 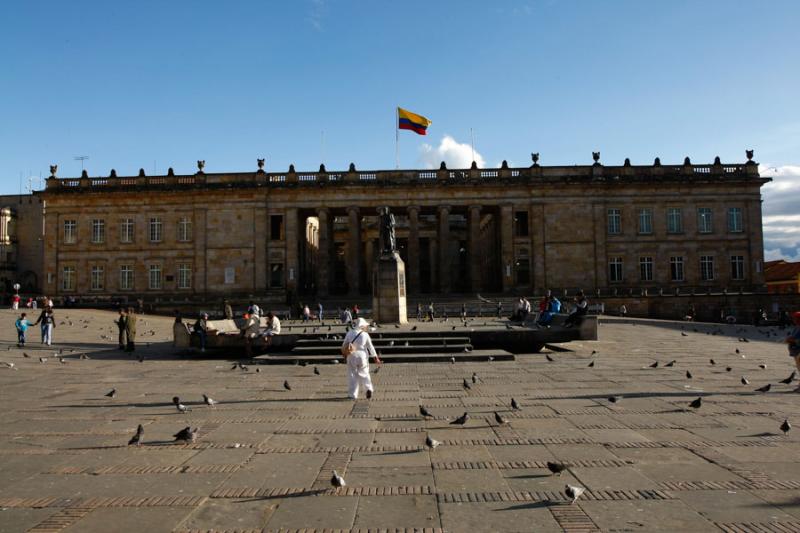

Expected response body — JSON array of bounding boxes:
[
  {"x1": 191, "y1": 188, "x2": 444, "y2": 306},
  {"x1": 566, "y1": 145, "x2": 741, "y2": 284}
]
[
  {"x1": 317, "y1": 302, "x2": 324, "y2": 323},
  {"x1": 15, "y1": 312, "x2": 30, "y2": 347},
  {"x1": 342, "y1": 307, "x2": 353, "y2": 325},
  {"x1": 125, "y1": 307, "x2": 137, "y2": 352},
  {"x1": 352, "y1": 304, "x2": 360, "y2": 320},
  {"x1": 416, "y1": 302, "x2": 423, "y2": 321},
  {"x1": 461, "y1": 303, "x2": 467, "y2": 321},
  {"x1": 427, "y1": 302, "x2": 435, "y2": 322},
  {"x1": 11, "y1": 293, "x2": 20, "y2": 310},
  {"x1": 115, "y1": 308, "x2": 127, "y2": 350},
  {"x1": 34, "y1": 306, "x2": 55, "y2": 346},
  {"x1": 341, "y1": 318, "x2": 381, "y2": 400}
]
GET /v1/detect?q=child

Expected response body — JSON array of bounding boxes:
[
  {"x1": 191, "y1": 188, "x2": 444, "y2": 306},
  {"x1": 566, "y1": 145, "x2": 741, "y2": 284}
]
[
  {"x1": 786, "y1": 311, "x2": 800, "y2": 392},
  {"x1": 15, "y1": 313, "x2": 30, "y2": 347},
  {"x1": 341, "y1": 318, "x2": 381, "y2": 400}
]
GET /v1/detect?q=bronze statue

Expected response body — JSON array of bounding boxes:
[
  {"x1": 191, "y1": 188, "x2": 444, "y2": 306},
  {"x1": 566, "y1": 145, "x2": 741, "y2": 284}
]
[
  {"x1": 379, "y1": 206, "x2": 396, "y2": 255},
  {"x1": 197, "y1": 160, "x2": 205, "y2": 172},
  {"x1": 592, "y1": 151, "x2": 600, "y2": 163},
  {"x1": 746, "y1": 149, "x2": 754, "y2": 161},
  {"x1": 531, "y1": 153, "x2": 540, "y2": 166},
  {"x1": 257, "y1": 158, "x2": 265, "y2": 170},
  {"x1": 49, "y1": 165, "x2": 57, "y2": 177}
]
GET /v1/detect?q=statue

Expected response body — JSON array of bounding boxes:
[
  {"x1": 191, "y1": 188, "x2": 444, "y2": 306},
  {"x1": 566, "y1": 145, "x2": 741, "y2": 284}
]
[
  {"x1": 379, "y1": 206, "x2": 396, "y2": 255},
  {"x1": 684, "y1": 156, "x2": 691, "y2": 165},
  {"x1": 167, "y1": 167, "x2": 175, "y2": 176},
  {"x1": 501, "y1": 160, "x2": 509, "y2": 169},
  {"x1": 49, "y1": 165, "x2": 57, "y2": 177},
  {"x1": 653, "y1": 157, "x2": 661, "y2": 166},
  {"x1": 592, "y1": 151, "x2": 600, "y2": 164},
  {"x1": 257, "y1": 158, "x2": 265, "y2": 170},
  {"x1": 348, "y1": 162, "x2": 356, "y2": 172},
  {"x1": 531, "y1": 153, "x2": 540, "y2": 166},
  {"x1": 624, "y1": 158, "x2": 631, "y2": 166},
  {"x1": 439, "y1": 161, "x2": 447, "y2": 170},
  {"x1": 197, "y1": 160, "x2": 205, "y2": 172},
  {"x1": 714, "y1": 156, "x2": 721, "y2": 165},
  {"x1": 109, "y1": 169, "x2": 117, "y2": 178},
  {"x1": 746, "y1": 149, "x2": 754, "y2": 162}
]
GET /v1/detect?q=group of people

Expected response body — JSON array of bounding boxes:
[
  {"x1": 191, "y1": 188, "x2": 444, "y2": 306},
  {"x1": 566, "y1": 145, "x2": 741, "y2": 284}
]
[
  {"x1": 14, "y1": 306, "x2": 56, "y2": 347},
  {"x1": 114, "y1": 308, "x2": 138, "y2": 352}
]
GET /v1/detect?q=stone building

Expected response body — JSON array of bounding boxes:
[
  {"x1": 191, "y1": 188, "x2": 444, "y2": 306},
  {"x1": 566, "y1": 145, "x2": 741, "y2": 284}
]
[
  {"x1": 38, "y1": 153, "x2": 769, "y2": 304},
  {"x1": 0, "y1": 194, "x2": 45, "y2": 294}
]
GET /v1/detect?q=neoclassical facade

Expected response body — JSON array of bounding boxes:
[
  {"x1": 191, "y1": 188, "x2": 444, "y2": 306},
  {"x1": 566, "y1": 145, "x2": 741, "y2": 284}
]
[{"x1": 39, "y1": 153, "x2": 769, "y2": 303}]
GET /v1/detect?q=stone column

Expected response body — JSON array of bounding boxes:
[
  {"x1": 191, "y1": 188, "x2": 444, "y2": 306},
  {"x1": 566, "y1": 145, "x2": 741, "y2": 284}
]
[
  {"x1": 284, "y1": 208, "x2": 299, "y2": 295},
  {"x1": 531, "y1": 203, "x2": 546, "y2": 292},
  {"x1": 254, "y1": 204, "x2": 267, "y2": 291},
  {"x1": 346, "y1": 207, "x2": 361, "y2": 296},
  {"x1": 406, "y1": 206, "x2": 420, "y2": 293},
  {"x1": 499, "y1": 204, "x2": 514, "y2": 293},
  {"x1": 317, "y1": 208, "x2": 331, "y2": 296},
  {"x1": 438, "y1": 205, "x2": 451, "y2": 293},
  {"x1": 468, "y1": 205, "x2": 482, "y2": 292}
]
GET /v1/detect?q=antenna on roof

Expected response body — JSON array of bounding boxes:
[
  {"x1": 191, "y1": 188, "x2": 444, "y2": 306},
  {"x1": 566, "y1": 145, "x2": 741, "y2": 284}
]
[{"x1": 74, "y1": 155, "x2": 89, "y2": 171}]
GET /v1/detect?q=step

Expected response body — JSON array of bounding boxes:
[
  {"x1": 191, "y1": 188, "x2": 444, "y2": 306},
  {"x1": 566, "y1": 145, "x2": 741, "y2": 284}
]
[
  {"x1": 294, "y1": 336, "x2": 472, "y2": 347},
  {"x1": 291, "y1": 343, "x2": 474, "y2": 356},
  {"x1": 260, "y1": 349, "x2": 514, "y2": 364}
]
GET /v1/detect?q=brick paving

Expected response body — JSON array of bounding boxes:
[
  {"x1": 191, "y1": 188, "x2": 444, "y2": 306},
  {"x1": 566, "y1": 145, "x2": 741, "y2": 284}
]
[{"x1": 1, "y1": 308, "x2": 800, "y2": 532}]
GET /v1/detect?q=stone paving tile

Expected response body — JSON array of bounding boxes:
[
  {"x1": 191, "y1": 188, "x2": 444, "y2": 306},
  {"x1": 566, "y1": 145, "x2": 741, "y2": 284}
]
[{"x1": 4, "y1": 310, "x2": 800, "y2": 530}]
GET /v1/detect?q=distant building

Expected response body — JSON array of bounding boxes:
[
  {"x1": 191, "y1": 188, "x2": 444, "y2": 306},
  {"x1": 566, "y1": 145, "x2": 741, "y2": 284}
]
[
  {"x1": 38, "y1": 153, "x2": 769, "y2": 303},
  {"x1": 765, "y1": 260, "x2": 800, "y2": 294},
  {"x1": 0, "y1": 195, "x2": 44, "y2": 295}
]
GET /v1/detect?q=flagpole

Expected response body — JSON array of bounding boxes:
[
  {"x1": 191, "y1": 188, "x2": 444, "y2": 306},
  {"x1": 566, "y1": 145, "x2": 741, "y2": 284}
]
[
  {"x1": 395, "y1": 107, "x2": 400, "y2": 169},
  {"x1": 470, "y1": 128, "x2": 476, "y2": 164}
]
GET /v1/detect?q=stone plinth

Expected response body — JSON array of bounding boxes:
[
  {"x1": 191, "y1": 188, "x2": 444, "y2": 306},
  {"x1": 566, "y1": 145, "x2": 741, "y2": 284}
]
[{"x1": 372, "y1": 252, "x2": 407, "y2": 324}]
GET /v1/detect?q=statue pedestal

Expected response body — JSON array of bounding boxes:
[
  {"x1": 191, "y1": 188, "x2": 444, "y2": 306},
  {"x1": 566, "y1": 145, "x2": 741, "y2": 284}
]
[{"x1": 372, "y1": 252, "x2": 408, "y2": 324}]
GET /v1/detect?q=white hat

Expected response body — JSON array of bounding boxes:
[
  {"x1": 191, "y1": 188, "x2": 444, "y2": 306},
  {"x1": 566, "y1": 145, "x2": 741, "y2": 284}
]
[{"x1": 354, "y1": 317, "x2": 369, "y2": 330}]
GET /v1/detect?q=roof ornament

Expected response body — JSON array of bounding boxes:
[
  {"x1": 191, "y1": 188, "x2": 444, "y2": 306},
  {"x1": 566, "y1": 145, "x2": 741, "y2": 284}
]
[
  {"x1": 197, "y1": 160, "x2": 205, "y2": 173},
  {"x1": 624, "y1": 158, "x2": 631, "y2": 167},
  {"x1": 49, "y1": 165, "x2": 57, "y2": 178},
  {"x1": 257, "y1": 158, "x2": 265, "y2": 170},
  {"x1": 531, "y1": 153, "x2": 540, "y2": 166},
  {"x1": 592, "y1": 151, "x2": 600, "y2": 164}
]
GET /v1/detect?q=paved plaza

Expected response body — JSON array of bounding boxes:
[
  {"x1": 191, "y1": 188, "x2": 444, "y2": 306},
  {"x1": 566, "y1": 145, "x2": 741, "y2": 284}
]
[{"x1": 1, "y1": 308, "x2": 800, "y2": 532}]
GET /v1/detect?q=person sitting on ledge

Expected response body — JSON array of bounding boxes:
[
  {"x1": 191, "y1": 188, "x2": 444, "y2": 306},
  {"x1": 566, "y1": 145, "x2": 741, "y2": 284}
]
[
  {"x1": 262, "y1": 311, "x2": 281, "y2": 348},
  {"x1": 537, "y1": 294, "x2": 561, "y2": 327},
  {"x1": 564, "y1": 291, "x2": 588, "y2": 328}
]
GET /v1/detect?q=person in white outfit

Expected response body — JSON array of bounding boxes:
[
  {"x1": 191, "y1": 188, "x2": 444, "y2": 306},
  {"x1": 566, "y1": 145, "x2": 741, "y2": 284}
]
[{"x1": 342, "y1": 318, "x2": 381, "y2": 399}]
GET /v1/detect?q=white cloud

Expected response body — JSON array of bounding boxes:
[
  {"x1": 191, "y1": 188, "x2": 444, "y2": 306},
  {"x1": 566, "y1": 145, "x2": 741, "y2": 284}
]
[
  {"x1": 308, "y1": 0, "x2": 326, "y2": 30},
  {"x1": 419, "y1": 135, "x2": 486, "y2": 169},
  {"x1": 761, "y1": 163, "x2": 800, "y2": 261}
]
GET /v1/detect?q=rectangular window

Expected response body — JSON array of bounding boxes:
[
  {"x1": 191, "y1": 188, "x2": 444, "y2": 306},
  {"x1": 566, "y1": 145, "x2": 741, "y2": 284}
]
[
  {"x1": 670, "y1": 256, "x2": 685, "y2": 281},
  {"x1": 177, "y1": 217, "x2": 192, "y2": 242},
  {"x1": 149, "y1": 217, "x2": 162, "y2": 242},
  {"x1": 148, "y1": 264, "x2": 162, "y2": 289},
  {"x1": 698, "y1": 208, "x2": 713, "y2": 233},
  {"x1": 730, "y1": 255, "x2": 745, "y2": 280},
  {"x1": 270, "y1": 263, "x2": 284, "y2": 288},
  {"x1": 270, "y1": 215, "x2": 284, "y2": 240},
  {"x1": 90, "y1": 265, "x2": 104, "y2": 291},
  {"x1": 119, "y1": 265, "x2": 134, "y2": 290},
  {"x1": 667, "y1": 208, "x2": 683, "y2": 234},
  {"x1": 607, "y1": 208, "x2": 621, "y2": 235},
  {"x1": 120, "y1": 218, "x2": 134, "y2": 243},
  {"x1": 638, "y1": 208, "x2": 653, "y2": 234},
  {"x1": 177, "y1": 263, "x2": 192, "y2": 289},
  {"x1": 91, "y1": 219, "x2": 105, "y2": 244},
  {"x1": 63, "y1": 220, "x2": 77, "y2": 244},
  {"x1": 516, "y1": 258, "x2": 530, "y2": 285},
  {"x1": 728, "y1": 207, "x2": 743, "y2": 232},
  {"x1": 700, "y1": 255, "x2": 714, "y2": 281},
  {"x1": 514, "y1": 211, "x2": 529, "y2": 237},
  {"x1": 61, "y1": 266, "x2": 75, "y2": 291},
  {"x1": 608, "y1": 256, "x2": 623, "y2": 282},
  {"x1": 639, "y1": 256, "x2": 654, "y2": 281}
]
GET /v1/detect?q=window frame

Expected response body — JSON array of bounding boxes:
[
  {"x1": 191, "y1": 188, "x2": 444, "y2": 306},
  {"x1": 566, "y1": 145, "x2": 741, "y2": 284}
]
[
  {"x1": 177, "y1": 217, "x2": 192, "y2": 242},
  {"x1": 638, "y1": 208, "x2": 653, "y2": 235},
  {"x1": 700, "y1": 255, "x2": 715, "y2": 281},
  {"x1": 119, "y1": 218, "x2": 135, "y2": 244},
  {"x1": 90, "y1": 265, "x2": 105, "y2": 291},
  {"x1": 667, "y1": 208, "x2": 683, "y2": 234},
  {"x1": 63, "y1": 219, "x2": 77, "y2": 244},
  {"x1": 639, "y1": 256, "x2": 654, "y2": 282},
  {"x1": 61, "y1": 266, "x2": 75, "y2": 291},
  {"x1": 148, "y1": 264, "x2": 162, "y2": 290},
  {"x1": 608, "y1": 256, "x2": 624, "y2": 283},
  {"x1": 727, "y1": 207, "x2": 743, "y2": 233},
  {"x1": 149, "y1": 217, "x2": 163, "y2": 243},
  {"x1": 670, "y1": 256, "x2": 685, "y2": 282},
  {"x1": 119, "y1": 264, "x2": 134, "y2": 291},
  {"x1": 697, "y1": 207, "x2": 713, "y2": 234},
  {"x1": 607, "y1": 208, "x2": 621, "y2": 235},
  {"x1": 177, "y1": 263, "x2": 192, "y2": 289},
  {"x1": 730, "y1": 255, "x2": 745, "y2": 280}
]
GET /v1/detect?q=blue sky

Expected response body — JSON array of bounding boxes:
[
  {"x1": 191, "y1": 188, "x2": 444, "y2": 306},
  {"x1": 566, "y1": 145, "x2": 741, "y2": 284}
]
[{"x1": 2, "y1": 1, "x2": 799, "y2": 257}]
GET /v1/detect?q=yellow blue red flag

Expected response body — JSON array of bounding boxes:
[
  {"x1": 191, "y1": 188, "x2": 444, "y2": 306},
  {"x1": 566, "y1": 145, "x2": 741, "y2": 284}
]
[{"x1": 398, "y1": 107, "x2": 432, "y2": 135}]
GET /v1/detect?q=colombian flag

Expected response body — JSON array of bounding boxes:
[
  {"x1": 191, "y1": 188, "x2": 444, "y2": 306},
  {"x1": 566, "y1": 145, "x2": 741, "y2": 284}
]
[{"x1": 398, "y1": 107, "x2": 432, "y2": 135}]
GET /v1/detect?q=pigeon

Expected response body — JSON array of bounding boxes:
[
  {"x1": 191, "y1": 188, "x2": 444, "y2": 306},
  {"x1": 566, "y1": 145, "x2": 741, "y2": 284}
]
[
  {"x1": 255, "y1": 367, "x2": 261, "y2": 373},
  {"x1": 665, "y1": 360, "x2": 676, "y2": 367},
  {"x1": 511, "y1": 398, "x2": 520, "y2": 410},
  {"x1": 105, "y1": 388, "x2": 117, "y2": 398},
  {"x1": 2, "y1": 362, "x2": 16, "y2": 370},
  {"x1": 545, "y1": 354, "x2": 554, "y2": 362},
  {"x1": 419, "y1": 405, "x2": 432, "y2": 419},
  {"x1": 781, "y1": 419, "x2": 791, "y2": 435},
  {"x1": 231, "y1": 363, "x2": 239, "y2": 370},
  {"x1": 755, "y1": 384, "x2": 772, "y2": 393},
  {"x1": 331, "y1": 470, "x2": 346, "y2": 487},
  {"x1": 411, "y1": 326, "x2": 417, "y2": 331},
  {"x1": 735, "y1": 348, "x2": 740, "y2": 354},
  {"x1": 709, "y1": 359, "x2": 716, "y2": 365},
  {"x1": 588, "y1": 361, "x2": 595, "y2": 368},
  {"x1": 547, "y1": 461, "x2": 568, "y2": 476},
  {"x1": 463, "y1": 378, "x2": 471, "y2": 390},
  {"x1": 689, "y1": 397, "x2": 702, "y2": 409},
  {"x1": 450, "y1": 356, "x2": 456, "y2": 364},
  {"x1": 39, "y1": 357, "x2": 47, "y2": 363},
  {"x1": 472, "y1": 373, "x2": 478, "y2": 384},
  {"x1": 202, "y1": 394, "x2": 218, "y2": 408},
  {"x1": 726, "y1": 366, "x2": 732, "y2": 372},
  {"x1": 173, "y1": 396, "x2": 190, "y2": 413},
  {"x1": 450, "y1": 412, "x2": 469, "y2": 425},
  {"x1": 314, "y1": 366, "x2": 320, "y2": 375},
  {"x1": 373, "y1": 366, "x2": 381, "y2": 374},
  {"x1": 425, "y1": 434, "x2": 441, "y2": 449},
  {"x1": 128, "y1": 424, "x2": 144, "y2": 446},
  {"x1": 780, "y1": 372, "x2": 796, "y2": 384},
  {"x1": 759, "y1": 364, "x2": 767, "y2": 370},
  {"x1": 591, "y1": 350, "x2": 597, "y2": 356},
  {"x1": 681, "y1": 332, "x2": 688, "y2": 336},
  {"x1": 22, "y1": 352, "x2": 30, "y2": 358},
  {"x1": 608, "y1": 396, "x2": 620, "y2": 403},
  {"x1": 565, "y1": 484, "x2": 586, "y2": 504},
  {"x1": 283, "y1": 380, "x2": 292, "y2": 391},
  {"x1": 494, "y1": 412, "x2": 507, "y2": 425},
  {"x1": 173, "y1": 426, "x2": 197, "y2": 443},
  {"x1": 686, "y1": 370, "x2": 692, "y2": 379},
  {"x1": 741, "y1": 376, "x2": 750, "y2": 385},
  {"x1": 649, "y1": 361, "x2": 659, "y2": 368}
]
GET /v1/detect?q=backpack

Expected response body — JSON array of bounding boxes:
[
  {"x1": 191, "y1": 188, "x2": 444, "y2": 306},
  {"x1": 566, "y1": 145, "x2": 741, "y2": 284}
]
[{"x1": 340, "y1": 331, "x2": 363, "y2": 357}]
